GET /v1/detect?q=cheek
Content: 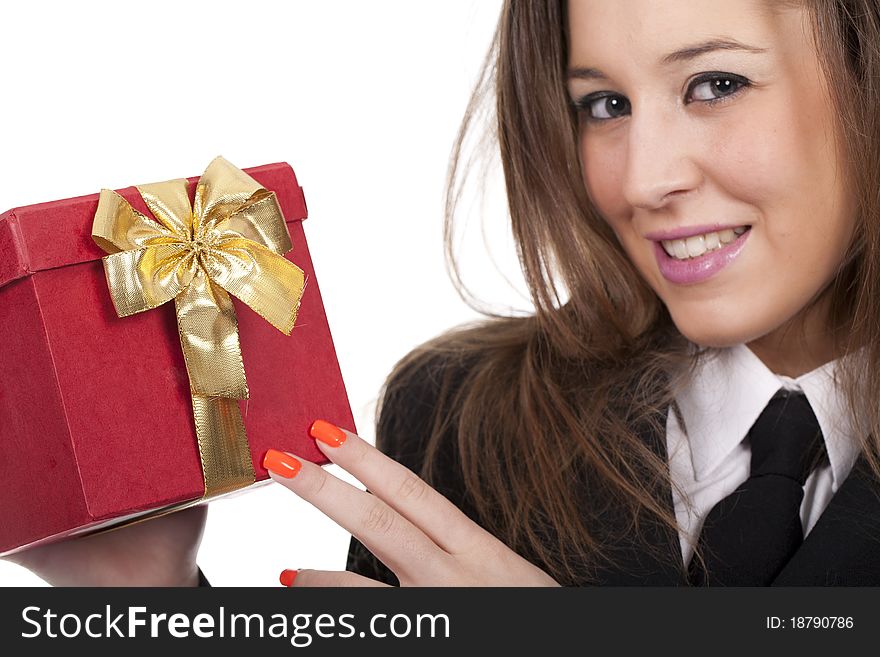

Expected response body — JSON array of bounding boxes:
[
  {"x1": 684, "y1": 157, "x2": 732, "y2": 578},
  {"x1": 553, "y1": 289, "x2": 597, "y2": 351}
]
[
  {"x1": 704, "y1": 119, "x2": 781, "y2": 206},
  {"x1": 579, "y1": 137, "x2": 629, "y2": 232},
  {"x1": 714, "y1": 87, "x2": 853, "y2": 260},
  {"x1": 708, "y1": 94, "x2": 818, "y2": 217}
]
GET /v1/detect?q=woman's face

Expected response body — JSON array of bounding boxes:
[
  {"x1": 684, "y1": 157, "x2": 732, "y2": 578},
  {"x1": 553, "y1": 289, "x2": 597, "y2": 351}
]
[{"x1": 566, "y1": 0, "x2": 856, "y2": 374}]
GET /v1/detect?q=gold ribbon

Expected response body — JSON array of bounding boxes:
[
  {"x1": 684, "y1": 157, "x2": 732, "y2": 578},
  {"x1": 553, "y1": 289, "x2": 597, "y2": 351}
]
[{"x1": 92, "y1": 156, "x2": 306, "y2": 499}]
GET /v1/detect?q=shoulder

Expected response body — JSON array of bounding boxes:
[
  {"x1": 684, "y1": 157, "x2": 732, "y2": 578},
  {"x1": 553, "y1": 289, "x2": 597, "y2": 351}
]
[
  {"x1": 373, "y1": 315, "x2": 542, "y2": 507},
  {"x1": 372, "y1": 316, "x2": 539, "y2": 474},
  {"x1": 373, "y1": 343, "x2": 479, "y2": 475}
]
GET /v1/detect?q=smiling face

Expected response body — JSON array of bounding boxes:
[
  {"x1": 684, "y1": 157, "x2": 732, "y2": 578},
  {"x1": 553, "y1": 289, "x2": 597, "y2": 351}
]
[{"x1": 566, "y1": 0, "x2": 857, "y2": 375}]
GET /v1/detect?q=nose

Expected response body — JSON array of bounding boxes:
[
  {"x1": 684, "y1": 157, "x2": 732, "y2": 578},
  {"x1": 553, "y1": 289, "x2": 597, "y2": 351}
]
[{"x1": 621, "y1": 102, "x2": 702, "y2": 211}]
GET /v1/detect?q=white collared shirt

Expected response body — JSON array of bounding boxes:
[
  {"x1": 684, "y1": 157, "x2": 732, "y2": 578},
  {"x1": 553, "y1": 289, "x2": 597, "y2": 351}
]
[{"x1": 666, "y1": 343, "x2": 863, "y2": 567}]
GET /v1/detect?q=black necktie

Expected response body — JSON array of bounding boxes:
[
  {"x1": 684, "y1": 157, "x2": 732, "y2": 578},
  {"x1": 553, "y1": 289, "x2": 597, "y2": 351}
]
[{"x1": 687, "y1": 389, "x2": 827, "y2": 586}]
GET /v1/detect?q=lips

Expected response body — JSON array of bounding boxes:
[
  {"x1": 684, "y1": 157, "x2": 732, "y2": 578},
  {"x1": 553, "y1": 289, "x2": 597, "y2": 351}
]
[{"x1": 653, "y1": 225, "x2": 751, "y2": 285}]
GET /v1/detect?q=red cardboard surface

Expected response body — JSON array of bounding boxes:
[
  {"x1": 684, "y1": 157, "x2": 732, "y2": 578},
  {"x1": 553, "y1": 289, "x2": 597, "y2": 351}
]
[{"x1": 0, "y1": 162, "x2": 354, "y2": 555}]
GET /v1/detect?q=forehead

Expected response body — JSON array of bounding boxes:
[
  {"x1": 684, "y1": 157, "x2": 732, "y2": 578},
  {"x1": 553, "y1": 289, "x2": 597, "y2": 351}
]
[{"x1": 567, "y1": 0, "x2": 802, "y2": 67}]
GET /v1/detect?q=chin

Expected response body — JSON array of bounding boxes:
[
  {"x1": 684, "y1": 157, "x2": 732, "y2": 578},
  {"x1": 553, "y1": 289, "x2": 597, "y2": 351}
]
[{"x1": 671, "y1": 321, "x2": 759, "y2": 350}]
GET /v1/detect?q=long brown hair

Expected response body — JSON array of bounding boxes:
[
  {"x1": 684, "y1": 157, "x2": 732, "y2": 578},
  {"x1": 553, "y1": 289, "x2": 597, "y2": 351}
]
[{"x1": 376, "y1": 0, "x2": 880, "y2": 585}]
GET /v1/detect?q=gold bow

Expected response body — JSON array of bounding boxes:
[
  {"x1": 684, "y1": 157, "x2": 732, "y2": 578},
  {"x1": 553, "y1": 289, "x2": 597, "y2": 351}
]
[{"x1": 92, "y1": 156, "x2": 306, "y2": 499}]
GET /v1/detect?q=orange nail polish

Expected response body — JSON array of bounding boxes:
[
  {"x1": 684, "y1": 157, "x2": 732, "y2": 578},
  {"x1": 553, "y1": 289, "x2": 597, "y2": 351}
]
[
  {"x1": 309, "y1": 419, "x2": 346, "y2": 447},
  {"x1": 280, "y1": 569, "x2": 298, "y2": 587},
  {"x1": 263, "y1": 449, "x2": 302, "y2": 478}
]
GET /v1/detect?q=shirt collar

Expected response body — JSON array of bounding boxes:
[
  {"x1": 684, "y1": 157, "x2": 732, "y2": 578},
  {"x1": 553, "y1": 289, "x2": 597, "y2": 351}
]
[{"x1": 676, "y1": 342, "x2": 862, "y2": 491}]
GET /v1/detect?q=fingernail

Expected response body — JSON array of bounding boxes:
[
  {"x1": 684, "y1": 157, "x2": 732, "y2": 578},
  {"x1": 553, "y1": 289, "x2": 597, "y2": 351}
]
[
  {"x1": 309, "y1": 419, "x2": 347, "y2": 448},
  {"x1": 263, "y1": 449, "x2": 302, "y2": 478},
  {"x1": 280, "y1": 569, "x2": 298, "y2": 587}
]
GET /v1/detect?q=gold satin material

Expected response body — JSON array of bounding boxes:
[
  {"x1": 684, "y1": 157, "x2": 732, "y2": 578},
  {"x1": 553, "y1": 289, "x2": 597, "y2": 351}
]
[{"x1": 92, "y1": 156, "x2": 306, "y2": 498}]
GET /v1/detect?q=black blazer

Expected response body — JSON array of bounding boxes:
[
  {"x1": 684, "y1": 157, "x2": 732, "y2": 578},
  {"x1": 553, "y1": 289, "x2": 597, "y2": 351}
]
[{"x1": 345, "y1": 352, "x2": 880, "y2": 586}]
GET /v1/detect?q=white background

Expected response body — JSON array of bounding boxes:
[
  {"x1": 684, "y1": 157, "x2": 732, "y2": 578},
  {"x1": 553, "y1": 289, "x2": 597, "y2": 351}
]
[{"x1": 0, "y1": 0, "x2": 534, "y2": 585}]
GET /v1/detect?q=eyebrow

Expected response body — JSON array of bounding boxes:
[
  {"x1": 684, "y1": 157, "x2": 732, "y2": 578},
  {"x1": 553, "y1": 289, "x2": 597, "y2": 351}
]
[{"x1": 567, "y1": 38, "x2": 769, "y2": 81}]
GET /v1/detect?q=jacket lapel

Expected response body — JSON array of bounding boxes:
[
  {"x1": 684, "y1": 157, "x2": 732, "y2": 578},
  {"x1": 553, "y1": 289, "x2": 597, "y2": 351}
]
[
  {"x1": 773, "y1": 452, "x2": 880, "y2": 585},
  {"x1": 592, "y1": 403, "x2": 689, "y2": 585}
]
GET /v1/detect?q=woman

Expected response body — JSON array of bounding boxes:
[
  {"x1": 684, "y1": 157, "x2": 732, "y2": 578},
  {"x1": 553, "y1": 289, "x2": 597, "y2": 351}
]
[{"x1": 8, "y1": 0, "x2": 880, "y2": 586}]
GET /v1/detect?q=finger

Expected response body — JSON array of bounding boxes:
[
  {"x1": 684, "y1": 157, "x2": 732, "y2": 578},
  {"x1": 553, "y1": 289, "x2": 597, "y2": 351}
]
[
  {"x1": 263, "y1": 449, "x2": 452, "y2": 581},
  {"x1": 306, "y1": 420, "x2": 481, "y2": 554},
  {"x1": 280, "y1": 568, "x2": 391, "y2": 588}
]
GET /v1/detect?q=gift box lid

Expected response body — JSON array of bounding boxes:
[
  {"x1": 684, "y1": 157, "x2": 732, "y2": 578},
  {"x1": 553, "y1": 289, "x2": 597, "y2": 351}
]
[{"x1": 0, "y1": 162, "x2": 307, "y2": 289}]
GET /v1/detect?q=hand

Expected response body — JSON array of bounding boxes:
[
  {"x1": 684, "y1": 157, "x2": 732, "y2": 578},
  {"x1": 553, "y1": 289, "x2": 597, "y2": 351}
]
[
  {"x1": 262, "y1": 420, "x2": 560, "y2": 587},
  {"x1": 3, "y1": 504, "x2": 207, "y2": 587}
]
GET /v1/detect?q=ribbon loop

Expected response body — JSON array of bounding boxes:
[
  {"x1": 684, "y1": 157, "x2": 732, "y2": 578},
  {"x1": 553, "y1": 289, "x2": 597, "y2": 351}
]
[
  {"x1": 203, "y1": 238, "x2": 305, "y2": 335},
  {"x1": 218, "y1": 189, "x2": 293, "y2": 255},
  {"x1": 136, "y1": 178, "x2": 194, "y2": 238},
  {"x1": 92, "y1": 189, "x2": 174, "y2": 253},
  {"x1": 194, "y1": 156, "x2": 263, "y2": 236},
  {"x1": 102, "y1": 245, "x2": 196, "y2": 316}
]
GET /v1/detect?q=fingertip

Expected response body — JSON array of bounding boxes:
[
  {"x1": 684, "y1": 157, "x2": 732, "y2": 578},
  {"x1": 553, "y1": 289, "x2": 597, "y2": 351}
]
[
  {"x1": 280, "y1": 569, "x2": 298, "y2": 587},
  {"x1": 309, "y1": 419, "x2": 347, "y2": 448},
  {"x1": 263, "y1": 448, "x2": 302, "y2": 478}
]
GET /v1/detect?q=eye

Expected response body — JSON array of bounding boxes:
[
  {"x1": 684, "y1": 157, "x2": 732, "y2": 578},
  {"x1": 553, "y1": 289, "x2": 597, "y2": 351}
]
[
  {"x1": 570, "y1": 72, "x2": 750, "y2": 124},
  {"x1": 574, "y1": 94, "x2": 631, "y2": 122},
  {"x1": 686, "y1": 72, "x2": 750, "y2": 105}
]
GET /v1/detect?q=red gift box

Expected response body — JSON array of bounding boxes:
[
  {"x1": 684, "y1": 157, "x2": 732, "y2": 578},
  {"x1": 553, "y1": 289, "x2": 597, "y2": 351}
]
[{"x1": 0, "y1": 160, "x2": 355, "y2": 556}]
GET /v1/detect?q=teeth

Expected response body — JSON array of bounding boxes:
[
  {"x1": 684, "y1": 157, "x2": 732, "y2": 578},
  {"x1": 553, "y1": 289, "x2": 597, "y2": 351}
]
[{"x1": 662, "y1": 226, "x2": 748, "y2": 260}]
